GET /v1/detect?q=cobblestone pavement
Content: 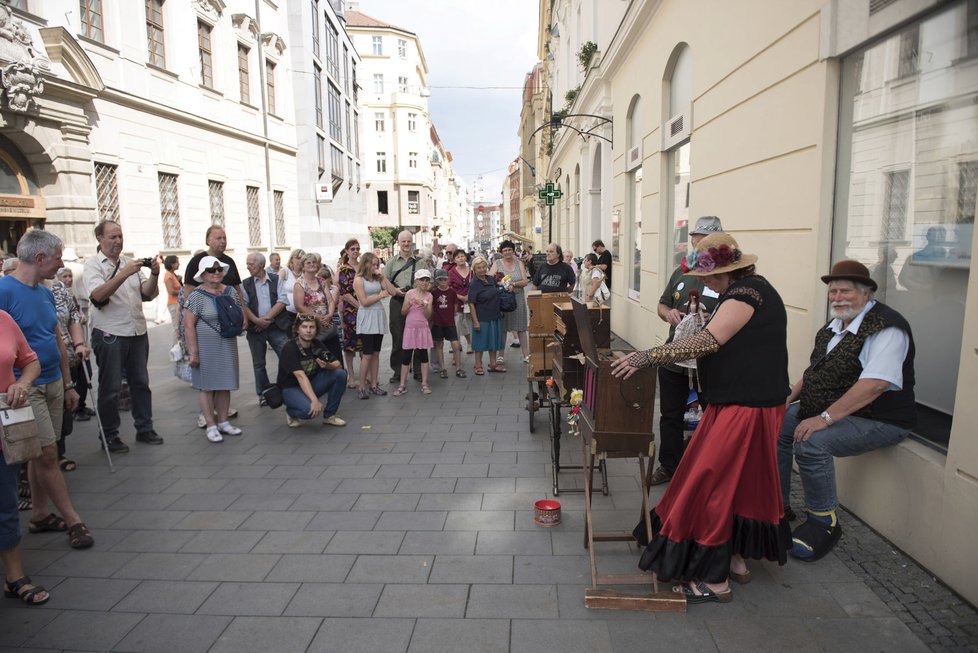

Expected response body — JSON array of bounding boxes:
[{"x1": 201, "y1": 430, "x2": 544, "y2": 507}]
[{"x1": 0, "y1": 321, "x2": 964, "y2": 652}]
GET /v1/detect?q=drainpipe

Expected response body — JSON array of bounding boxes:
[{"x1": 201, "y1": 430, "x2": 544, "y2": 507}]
[{"x1": 255, "y1": 0, "x2": 276, "y2": 253}]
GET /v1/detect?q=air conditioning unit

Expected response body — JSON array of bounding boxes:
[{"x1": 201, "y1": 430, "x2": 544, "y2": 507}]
[
  {"x1": 661, "y1": 105, "x2": 692, "y2": 150},
  {"x1": 625, "y1": 144, "x2": 642, "y2": 172},
  {"x1": 315, "y1": 182, "x2": 333, "y2": 203}
]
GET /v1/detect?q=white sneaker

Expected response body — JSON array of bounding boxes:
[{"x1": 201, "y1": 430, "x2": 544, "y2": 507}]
[
  {"x1": 217, "y1": 422, "x2": 242, "y2": 436},
  {"x1": 286, "y1": 415, "x2": 301, "y2": 428},
  {"x1": 323, "y1": 415, "x2": 346, "y2": 427},
  {"x1": 205, "y1": 427, "x2": 223, "y2": 443},
  {"x1": 197, "y1": 413, "x2": 206, "y2": 428}
]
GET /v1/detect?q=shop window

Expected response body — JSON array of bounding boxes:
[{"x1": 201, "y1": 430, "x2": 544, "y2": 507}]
[{"x1": 833, "y1": 1, "x2": 976, "y2": 451}]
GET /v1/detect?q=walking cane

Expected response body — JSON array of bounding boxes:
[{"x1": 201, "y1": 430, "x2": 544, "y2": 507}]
[{"x1": 81, "y1": 361, "x2": 115, "y2": 473}]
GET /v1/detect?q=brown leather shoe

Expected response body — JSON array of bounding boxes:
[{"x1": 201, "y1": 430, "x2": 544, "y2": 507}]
[{"x1": 649, "y1": 465, "x2": 673, "y2": 486}]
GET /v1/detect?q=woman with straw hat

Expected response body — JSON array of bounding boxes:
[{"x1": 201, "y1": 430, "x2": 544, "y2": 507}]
[{"x1": 612, "y1": 233, "x2": 791, "y2": 605}]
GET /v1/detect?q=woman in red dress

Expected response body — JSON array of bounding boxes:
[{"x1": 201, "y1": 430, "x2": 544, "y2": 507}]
[{"x1": 612, "y1": 233, "x2": 790, "y2": 604}]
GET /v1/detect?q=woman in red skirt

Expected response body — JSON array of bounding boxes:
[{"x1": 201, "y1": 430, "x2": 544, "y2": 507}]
[{"x1": 612, "y1": 233, "x2": 790, "y2": 604}]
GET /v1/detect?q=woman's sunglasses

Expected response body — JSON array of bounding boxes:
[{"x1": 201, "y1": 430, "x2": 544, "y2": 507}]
[{"x1": 204, "y1": 267, "x2": 223, "y2": 274}]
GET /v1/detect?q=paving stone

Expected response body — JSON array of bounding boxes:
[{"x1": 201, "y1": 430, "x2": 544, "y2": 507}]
[
  {"x1": 408, "y1": 452, "x2": 465, "y2": 464},
  {"x1": 283, "y1": 583, "x2": 383, "y2": 617},
  {"x1": 39, "y1": 551, "x2": 136, "y2": 579},
  {"x1": 358, "y1": 453, "x2": 414, "y2": 465},
  {"x1": 227, "y1": 494, "x2": 299, "y2": 511},
  {"x1": 277, "y1": 478, "x2": 342, "y2": 494},
  {"x1": 444, "y1": 510, "x2": 515, "y2": 531},
  {"x1": 305, "y1": 511, "x2": 380, "y2": 531},
  {"x1": 289, "y1": 492, "x2": 358, "y2": 511},
  {"x1": 352, "y1": 493, "x2": 421, "y2": 511},
  {"x1": 167, "y1": 493, "x2": 239, "y2": 511},
  {"x1": 463, "y1": 451, "x2": 517, "y2": 464},
  {"x1": 407, "y1": 618, "x2": 510, "y2": 653},
  {"x1": 805, "y1": 616, "x2": 931, "y2": 652},
  {"x1": 112, "y1": 552, "x2": 208, "y2": 580},
  {"x1": 112, "y1": 613, "x2": 232, "y2": 653},
  {"x1": 22, "y1": 610, "x2": 145, "y2": 651},
  {"x1": 476, "y1": 531, "x2": 553, "y2": 555},
  {"x1": 511, "y1": 619, "x2": 612, "y2": 653},
  {"x1": 197, "y1": 581, "x2": 300, "y2": 616},
  {"x1": 454, "y1": 478, "x2": 516, "y2": 494},
  {"x1": 375, "y1": 511, "x2": 447, "y2": 531},
  {"x1": 251, "y1": 531, "x2": 333, "y2": 554},
  {"x1": 112, "y1": 579, "x2": 219, "y2": 614},
  {"x1": 322, "y1": 464, "x2": 380, "y2": 478},
  {"x1": 239, "y1": 510, "x2": 316, "y2": 531},
  {"x1": 110, "y1": 529, "x2": 197, "y2": 553},
  {"x1": 0, "y1": 603, "x2": 60, "y2": 646},
  {"x1": 173, "y1": 511, "x2": 252, "y2": 530},
  {"x1": 179, "y1": 530, "x2": 266, "y2": 554},
  {"x1": 395, "y1": 478, "x2": 457, "y2": 493},
  {"x1": 325, "y1": 530, "x2": 404, "y2": 555},
  {"x1": 431, "y1": 463, "x2": 488, "y2": 478},
  {"x1": 192, "y1": 553, "x2": 281, "y2": 582},
  {"x1": 34, "y1": 576, "x2": 138, "y2": 611},
  {"x1": 334, "y1": 478, "x2": 401, "y2": 494},
  {"x1": 481, "y1": 493, "x2": 547, "y2": 511},
  {"x1": 210, "y1": 466, "x2": 277, "y2": 480},
  {"x1": 307, "y1": 617, "x2": 414, "y2": 653},
  {"x1": 108, "y1": 493, "x2": 182, "y2": 510},
  {"x1": 514, "y1": 555, "x2": 591, "y2": 585},
  {"x1": 265, "y1": 554, "x2": 357, "y2": 582},
  {"x1": 417, "y1": 493, "x2": 483, "y2": 511},
  {"x1": 398, "y1": 531, "x2": 478, "y2": 555},
  {"x1": 442, "y1": 441, "x2": 493, "y2": 452},
  {"x1": 209, "y1": 616, "x2": 321, "y2": 653},
  {"x1": 374, "y1": 583, "x2": 469, "y2": 618},
  {"x1": 429, "y1": 555, "x2": 513, "y2": 584},
  {"x1": 466, "y1": 584, "x2": 559, "y2": 619},
  {"x1": 264, "y1": 464, "x2": 327, "y2": 479},
  {"x1": 705, "y1": 616, "x2": 822, "y2": 652},
  {"x1": 346, "y1": 555, "x2": 433, "y2": 583}
]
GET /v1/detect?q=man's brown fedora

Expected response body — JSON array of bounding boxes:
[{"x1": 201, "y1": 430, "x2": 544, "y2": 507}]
[{"x1": 820, "y1": 260, "x2": 878, "y2": 292}]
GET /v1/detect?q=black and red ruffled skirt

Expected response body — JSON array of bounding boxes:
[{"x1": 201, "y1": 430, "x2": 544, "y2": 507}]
[{"x1": 634, "y1": 403, "x2": 791, "y2": 583}]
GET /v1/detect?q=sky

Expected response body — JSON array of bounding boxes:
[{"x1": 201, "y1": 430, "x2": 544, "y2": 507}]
[{"x1": 353, "y1": 0, "x2": 540, "y2": 204}]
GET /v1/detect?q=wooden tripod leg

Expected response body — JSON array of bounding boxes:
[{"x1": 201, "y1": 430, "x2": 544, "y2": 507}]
[
  {"x1": 582, "y1": 436, "x2": 598, "y2": 587},
  {"x1": 636, "y1": 451, "x2": 657, "y2": 593}
]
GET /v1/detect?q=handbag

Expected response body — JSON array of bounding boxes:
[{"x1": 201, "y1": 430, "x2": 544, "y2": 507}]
[
  {"x1": 0, "y1": 398, "x2": 42, "y2": 465},
  {"x1": 261, "y1": 384, "x2": 283, "y2": 409},
  {"x1": 498, "y1": 286, "x2": 517, "y2": 313}
]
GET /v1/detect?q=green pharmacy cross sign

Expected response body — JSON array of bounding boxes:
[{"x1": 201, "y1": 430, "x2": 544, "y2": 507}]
[{"x1": 539, "y1": 182, "x2": 563, "y2": 206}]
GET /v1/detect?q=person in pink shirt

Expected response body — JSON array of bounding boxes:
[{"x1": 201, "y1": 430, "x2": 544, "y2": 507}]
[{"x1": 394, "y1": 270, "x2": 435, "y2": 396}]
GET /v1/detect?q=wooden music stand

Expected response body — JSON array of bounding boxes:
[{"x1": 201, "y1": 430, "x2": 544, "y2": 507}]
[{"x1": 571, "y1": 300, "x2": 686, "y2": 612}]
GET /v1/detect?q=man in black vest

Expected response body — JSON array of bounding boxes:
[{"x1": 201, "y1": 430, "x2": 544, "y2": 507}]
[
  {"x1": 778, "y1": 260, "x2": 915, "y2": 562},
  {"x1": 243, "y1": 253, "x2": 290, "y2": 404}
]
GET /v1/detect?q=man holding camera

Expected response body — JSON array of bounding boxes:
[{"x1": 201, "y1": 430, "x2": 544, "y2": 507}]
[{"x1": 84, "y1": 220, "x2": 164, "y2": 452}]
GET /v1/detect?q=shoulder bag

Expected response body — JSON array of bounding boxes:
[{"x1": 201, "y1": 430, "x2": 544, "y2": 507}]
[{"x1": 0, "y1": 397, "x2": 42, "y2": 464}]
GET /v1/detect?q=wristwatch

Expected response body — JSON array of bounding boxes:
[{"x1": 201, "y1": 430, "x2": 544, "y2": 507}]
[
  {"x1": 64, "y1": 381, "x2": 76, "y2": 390},
  {"x1": 819, "y1": 410, "x2": 834, "y2": 426}
]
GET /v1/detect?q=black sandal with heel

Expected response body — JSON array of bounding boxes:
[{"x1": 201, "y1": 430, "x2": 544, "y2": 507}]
[{"x1": 4, "y1": 576, "x2": 50, "y2": 606}]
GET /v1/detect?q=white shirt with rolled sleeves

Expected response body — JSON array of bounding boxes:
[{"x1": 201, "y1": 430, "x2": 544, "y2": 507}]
[
  {"x1": 83, "y1": 252, "x2": 149, "y2": 337},
  {"x1": 824, "y1": 300, "x2": 909, "y2": 392}
]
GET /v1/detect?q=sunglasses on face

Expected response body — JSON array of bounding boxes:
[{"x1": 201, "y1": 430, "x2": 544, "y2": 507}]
[{"x1": 204, "y1": 267, "x2": 223, "y2": 274}]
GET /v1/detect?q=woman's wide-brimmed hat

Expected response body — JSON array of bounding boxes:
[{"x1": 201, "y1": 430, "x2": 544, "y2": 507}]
[
  {"x1": 820, "y1": 259, "x2": 877, "y2": 292},
  {"x1": 683, "y1": 233, "x2": 758, "y2": 276},
  {"x1": 193, "y1": 255, "x2": 230, "y2": 282}
]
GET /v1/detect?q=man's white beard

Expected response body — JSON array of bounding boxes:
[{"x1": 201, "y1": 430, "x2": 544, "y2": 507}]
[{"x1": 831, "y1": 304, "x2": 859, "y2": 322}]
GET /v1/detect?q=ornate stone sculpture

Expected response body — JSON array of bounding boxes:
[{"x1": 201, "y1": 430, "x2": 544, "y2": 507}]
[
  {"x1": 0, "y1": 5, "x2": 51, "y2": 112},
  {"x1": 1, "y1": 61, "x2": 43, "y2": 112}
]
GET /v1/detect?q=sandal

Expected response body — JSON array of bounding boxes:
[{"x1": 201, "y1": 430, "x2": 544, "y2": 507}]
[
  {"x1": 672, "y1": 580, "x2": 733, "y2": 604},
  {"x1": 67, "y1": 522, "x2": 94, "y2": 549},
  {"x1": 29, "y1": 513, "x2": 67, "y2": 533},
  {"x1": 496, "y1": 355, "x2": 505, "y2": 365},
  {"x1": 439, "y1": 369, "x2": 449, "y2": 379},
  {"x1": 58, "y1": 458, "x2": 77, "y2": 472},
  {"x1": 455, "y1": 369, "x2": 467, "y2": 378},
  {"x1": 421, "y1": 384, "x2": 432, "y2": 395},
  {"x1": 347, "y1": 381, "x2": 357, "y2": 389},
  {"x1": 393, "y1": 386, "x2": 408, "y2": 396},
  {"x1": 17, "y1": 498, "x2": 31, "y2": 512},
  {"x1": 488, "y1": 365, "x2": 506, "y2": 373},
  {"x1": 17, "y1": 478, "x2": 30, "y2": 499},
  {"x1": 4, "y1": 576, "x2": 50, "y2": 606},
  {"x1": 474, "y1": 365, "x2": 484, "y2": 376}
]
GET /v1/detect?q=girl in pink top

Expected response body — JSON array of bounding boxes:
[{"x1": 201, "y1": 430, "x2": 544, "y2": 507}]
[{"x1": 394, "y1": 270, "x2": 434, "y2": 396}]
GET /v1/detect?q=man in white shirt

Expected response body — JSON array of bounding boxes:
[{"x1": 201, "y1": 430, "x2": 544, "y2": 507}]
[
  {"x1": 84, "y1": 220, "x2": 164, "y2": 452},
  {"x1": 779, "y1": 260, "x2": 915, "y2": 562}
]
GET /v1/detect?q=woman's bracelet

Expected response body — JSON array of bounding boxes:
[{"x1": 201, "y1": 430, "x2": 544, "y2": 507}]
[{"x1": 72, "y1": 342, "x2": 85, "y2": 349}]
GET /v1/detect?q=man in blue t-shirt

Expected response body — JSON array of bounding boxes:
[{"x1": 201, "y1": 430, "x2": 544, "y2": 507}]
[{"x1": 0, "y1": 230, "x2": 93, "y2": 549}]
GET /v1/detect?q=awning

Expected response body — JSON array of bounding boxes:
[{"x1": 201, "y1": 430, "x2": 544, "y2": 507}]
[{"x1": 500, "y1": 231, "x2": 533, "y2": 244}]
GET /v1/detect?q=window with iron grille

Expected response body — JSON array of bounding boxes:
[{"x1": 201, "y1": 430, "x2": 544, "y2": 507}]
[
  {"x1": 311, "y1": 0, "x2": 320, "y2": 58},
  {"x1": 158, "y1": 173, "x2": 181, "y2": 248},
  {"x1": 342, "y1": 44, "x2": 349, "y2": 94},
  {"x1": 880, "y1": 170, "x2": 909, "y2": 241},
  {"x1": 326, "y1": 22, "x2": 339, "y2": 79},
  {"x1": 317, "y1": 135, "x2": 326, "y2": 172},
  {"x1": 407, "y1": 112, "x2": 417, "y2": 131},
  {"x1": 198, "y1": 21, "x2": 213, "y2": 88},
  {"x1": 208, "y1": 180, "x2": 225, "y2": 227},
  {"x1": 376, "y1": 152, "x2": 386, "y2": 173},
  {"x1": 374, "y1": 111, "x2": 385, "y2": 132},
  {"x1": 957, "y1": 161, "x2": 978, "y2": 224},
  {"x1": 331, "y1": 145, "x2": 344, "y2": 181},
  {"x1": 94, "y1": 162, "x2": 120, "y2": 223},
  {"x1": 146, "y1": 0, "x2": 165, "y2": 67},
  {"x1": 237, "y1": 44, "x2": 250, "y2": 103},
  {"x1": 266, "y1": 60, "x2": 276, "y2": 114},
  {"x1": 398, "y1": 76, "x2": 408, "y2": 93},
  {"x1": 408, "y1": 152, "x2": 418, "y2": 169},
  {"x1": 246, "y1": 185, "x2": 262, "y2": 246},
  {"x1": 398, "y1": 39, "x2": 406, "y2": 58},
  {"x1": 372, "y1": 35, "x2": 382, "y2": 55},
  {"x1": 373, "y1": 73, "x2": 383, "y2": 94},
  {"x1": 80, "y1": 0, "x2": 104, "y2": 42},
  {"x1": 274, "y1": 190, "x2": 286, "y2": 245},
  {"x1": 314, "y1": 65, "x2": 323, "y2": 129},
  {"x1": 328, "y1": 82, "x2": 341, "y2": 141}
]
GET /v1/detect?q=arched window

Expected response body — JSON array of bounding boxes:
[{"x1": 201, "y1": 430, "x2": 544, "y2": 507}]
[
  {"x1": 663, "y1": 44, "x2": 692, "y2": 269},
  {"x1": 625, "y1": 94, "x2": 643, "y2": 300},
  {"x1": 0, "y1": 136, "x2": 44, "y2": 257}
]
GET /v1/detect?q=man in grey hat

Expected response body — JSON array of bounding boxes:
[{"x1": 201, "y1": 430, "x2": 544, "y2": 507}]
[{"x1": 650, "y1": 216, "x2": 724, "y2": 485}]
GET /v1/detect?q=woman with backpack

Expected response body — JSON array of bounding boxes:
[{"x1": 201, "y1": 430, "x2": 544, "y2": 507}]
[{"x1": 184, "y1": 256, "x2": 244, "y2": 443}]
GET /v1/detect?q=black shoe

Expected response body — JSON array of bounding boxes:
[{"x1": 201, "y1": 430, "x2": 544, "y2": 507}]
[
  {"x1": 135, "y1": 430, "x2": 164, "y2": 445},
  {"x1": 83, "y1": 407, "x2": 96, "y2": 416},
  {"x1": 259, "y1": 396, "x2": 268, "y2": 408},
  {"x1": 784, "y1": 506, "x2": 797, "y2": 522},
  {"x1": 389, "y1": 375, "x2": 400, "y2": 384},
  {"x1": 649, "y1": 465, "x2": 673, "y2": 486},
  {"x1": 104, "y1": 438, "x2": 129, "y2": 453},
  {"x1": 73, "y1": 410, "x2": 91, "y2": 422}
]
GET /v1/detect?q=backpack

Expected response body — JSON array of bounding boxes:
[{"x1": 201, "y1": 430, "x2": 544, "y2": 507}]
[
  {"x1": 193, "y1": 288, "x2": 244, "y2": 338},
  {"x1": 498, "y1": 286, "x2": 517, "y2": 313}
]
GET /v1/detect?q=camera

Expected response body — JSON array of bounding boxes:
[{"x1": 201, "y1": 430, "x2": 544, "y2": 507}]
[{"x1": 140, "y1": 257, "x2": 154, "y2": 268}]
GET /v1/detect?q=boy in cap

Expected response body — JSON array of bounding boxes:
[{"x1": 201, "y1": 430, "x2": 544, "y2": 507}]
[{"x1": 431, "y1": 268, "x2": 465, "y2": 378}]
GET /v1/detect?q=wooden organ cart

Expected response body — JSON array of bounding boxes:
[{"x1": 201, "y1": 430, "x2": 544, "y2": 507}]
[
  {"x1": 525, "y1": 291, "x2": 569, "y2": 432},
  {"x1": 549, "y1": 300, "x2": 610, "y2": 495},
  {"x1": 571, "y1": 301, "x2": 686, "y2": 612}
]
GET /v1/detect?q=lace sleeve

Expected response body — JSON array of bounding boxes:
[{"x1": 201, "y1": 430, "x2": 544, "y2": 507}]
[{"x1": 626, "y1": 329, "x2": 721, "y2": 368}]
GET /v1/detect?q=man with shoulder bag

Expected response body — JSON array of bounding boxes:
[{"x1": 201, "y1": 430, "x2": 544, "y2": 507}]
[
  {"x1": 242, "y1": 253, "x2": 290, "y2": 406},
  {"x1": 384, "y1": 230, "x2": 430, "y2": 382}
]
